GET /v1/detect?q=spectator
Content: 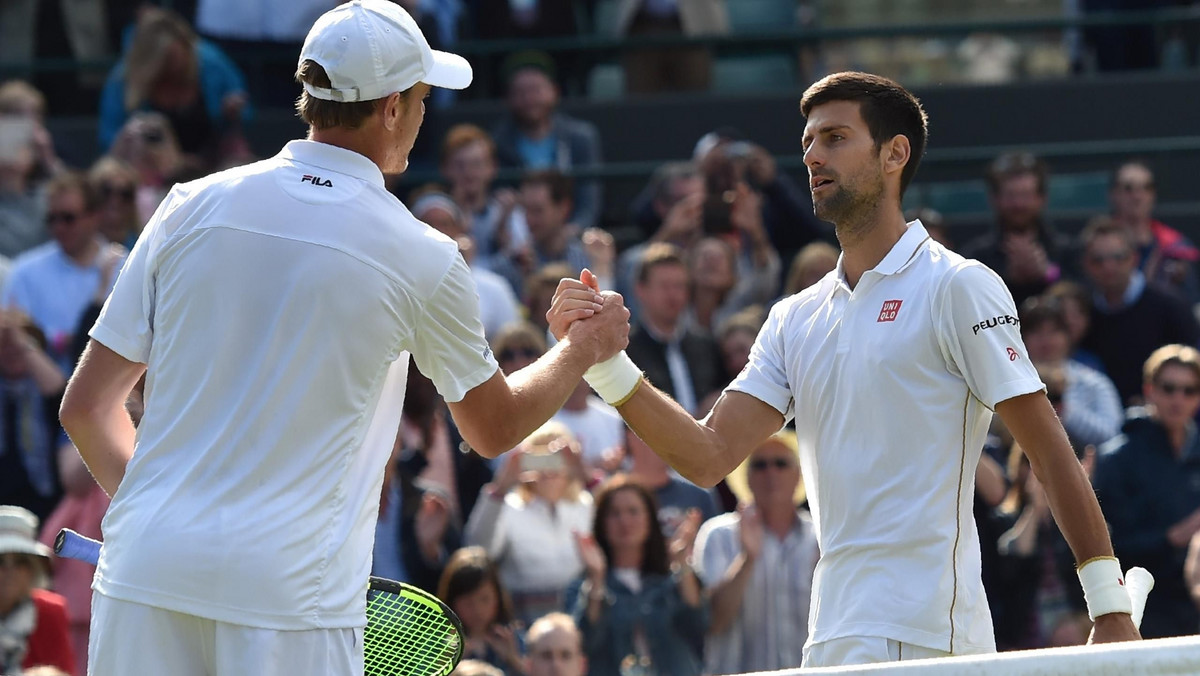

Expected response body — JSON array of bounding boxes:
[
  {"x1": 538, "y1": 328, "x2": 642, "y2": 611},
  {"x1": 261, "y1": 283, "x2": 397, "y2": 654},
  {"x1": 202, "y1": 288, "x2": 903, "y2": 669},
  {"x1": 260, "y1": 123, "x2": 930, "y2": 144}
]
[
  {"x1": 87, "y1": 157, "x2": 142, "y2": 249},
  {"x1": 1019, "y1": 296, "x2": 1123, "y2": 447},
  {"x1": 906, "y1": 207, "x2": 953, "y2": 251},
  {"x1": 566, "y1": 475, "x2": 708, "y2": 676},
  {"x1": 626, "y1": 243, "x2": 726, "y2": 415},
  {"x1": 2, "y1": 172, "x2": 126, "y2": 371},
  {"x1": 492, "y1": 53, "x2": 602, "y2": 230},
  {"x1": 960, "y1": 152, "x2": 1076, "y2": 307},
  {"x1": 524, "y1": 263, "x2": 575, "y2": 339},
  {"x1": 1109, "y1": 159, "x2": 1199, "y2": 305},
  {"x1": 439, "y1": 124, "x2": 530, "y2": 271},
  {"x1": 437, "y1": 547, "x2": 526, "y2": 676},
  {"x1": 524, "y1": 612, "x2": 587, "y2": 676},
  {"x1": 0, "y1": 312, "x2": 66, "y2": 523},
  {"x1": 693, "y1": 431, "x2": 818, "y2": 674},
  {"x1": 685, "y1": 231, "x2": 776, "y2": 336},
  {"x1": 0, "y1": 506, "x2": 75, "y2": 675},
  {"x1": 465, "y1": 422, "x2": 594, "y2": 625},
  {"x1": 616, "y1": 0, "x2": 729, "y2": 93},
  {"x1": 1093, "y1": 344, "x2": 1200, "y2": 638},
  {"x1": 98, "y1": 7, "x2": 252, "y2": 169},
  {"x1": 107, "y1": 111, "x2": 190, "y2": 222},
  {"x1": 714, "y1": 306, "x2": 765, "y2": 387},
  {"x1": 624, "y1": 426, "x2": 718, "y2": 539},
  {"x1": 1079, "y1": 217, "x2": 1200, "y2": 405},
  {"x1": 411, "y1": 190, "x2": 521, "y2": 341},
  {"x1": 552, "y1": 379, "x2": 624, "y2": 475},
  {"x1": 991, "y1": 439, "x2": 1086, "y2": 650},
  {"x1": 451, "y1": 660, "x2": 504, "y2": 676},
  {"x1": 1044, "y1": 280, "x2": 1107, "y2": 374},
  {"x1": 492, "y1": 170, "x2": 595, "y2": 294},
  {"x1": 783, "y1": 241, "x2": 839, "y2": 297},
  {"x1": 0, "y1": 82, "x2": 58, "y2": 260}
]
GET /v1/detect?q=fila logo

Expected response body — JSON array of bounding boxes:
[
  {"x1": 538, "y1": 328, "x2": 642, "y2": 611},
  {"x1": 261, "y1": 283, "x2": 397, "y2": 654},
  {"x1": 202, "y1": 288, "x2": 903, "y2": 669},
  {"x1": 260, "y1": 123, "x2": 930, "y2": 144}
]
[
  {"x1": 877, "y1": 300, "x2": 903, "y2": 322},
  {"x1": 301, "y1": 174, "x2": 333, "y2": 187}
]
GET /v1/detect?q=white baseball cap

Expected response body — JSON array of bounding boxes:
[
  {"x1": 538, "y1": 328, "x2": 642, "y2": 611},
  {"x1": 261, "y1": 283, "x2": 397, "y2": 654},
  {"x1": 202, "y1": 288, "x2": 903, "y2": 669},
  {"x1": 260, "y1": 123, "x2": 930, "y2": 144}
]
[{"x1": 298, "y1": 0, "x2": 472, "y2": 103}]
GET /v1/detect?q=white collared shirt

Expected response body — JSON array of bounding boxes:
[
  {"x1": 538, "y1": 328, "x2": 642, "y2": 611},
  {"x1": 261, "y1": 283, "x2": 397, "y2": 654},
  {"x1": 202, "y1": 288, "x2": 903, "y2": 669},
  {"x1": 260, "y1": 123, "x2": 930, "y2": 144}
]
[
  {"x1": 91, "y1": 140, "x2": 498, "y2": 630},
  {"x1": 729, "y1": 221, "x2": 1043, "y2": 654}
]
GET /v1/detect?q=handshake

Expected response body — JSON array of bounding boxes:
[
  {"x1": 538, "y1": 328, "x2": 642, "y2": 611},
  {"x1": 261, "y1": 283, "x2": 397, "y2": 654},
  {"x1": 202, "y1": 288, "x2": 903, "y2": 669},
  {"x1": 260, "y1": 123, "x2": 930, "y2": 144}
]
[{"x1": 546, "y1": 269, "x2": 643, "y2": 407}]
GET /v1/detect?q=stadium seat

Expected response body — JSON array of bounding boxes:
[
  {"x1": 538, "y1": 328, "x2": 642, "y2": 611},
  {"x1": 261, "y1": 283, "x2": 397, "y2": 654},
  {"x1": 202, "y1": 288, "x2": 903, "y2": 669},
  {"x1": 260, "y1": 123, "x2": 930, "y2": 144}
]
[
  {"x1": 921, "y1": 180, "x2": 992, "y2": 216},
  {"x1": 1047, "y1": 172, "x2": 1109, "y2": 212},
  {"x1": 588, "y1": 63, "x2": 626, "y2": 99},
  {"x1": 712, "y1": 55, "x2": 797, "y2": 93},
  {"x1": 593, "y1": 0, "x2": 621, "y2": 36},
  {"x1": 728, "y1": 0, "x2": 797, "y2": 34}
]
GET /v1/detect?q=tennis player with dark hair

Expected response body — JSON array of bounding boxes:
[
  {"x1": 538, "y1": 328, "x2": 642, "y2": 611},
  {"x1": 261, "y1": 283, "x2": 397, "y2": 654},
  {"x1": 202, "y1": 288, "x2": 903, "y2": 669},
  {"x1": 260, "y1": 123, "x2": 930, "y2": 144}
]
[
  {"x1": 58, "y1": 2, "x2": 627, "y2": 674},
  {"x1": 550, "y1": 71, "x2": 1141, "y2": 667}
]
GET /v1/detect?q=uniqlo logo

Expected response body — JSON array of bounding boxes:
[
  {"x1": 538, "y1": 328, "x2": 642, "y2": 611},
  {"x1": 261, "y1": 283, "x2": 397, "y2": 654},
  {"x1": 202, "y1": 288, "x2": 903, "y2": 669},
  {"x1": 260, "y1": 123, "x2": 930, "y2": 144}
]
[{"x1": 877, "y1": 300, "x2": 903, "y2": 322}]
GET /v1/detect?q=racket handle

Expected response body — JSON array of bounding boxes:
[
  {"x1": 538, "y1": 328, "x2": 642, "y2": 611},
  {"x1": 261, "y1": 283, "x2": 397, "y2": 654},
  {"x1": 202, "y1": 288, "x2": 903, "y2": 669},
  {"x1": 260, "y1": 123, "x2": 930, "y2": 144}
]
[
  {"x1": 55, "y1": 528, "x2": 102, "y2": 566},
  {"x1": 1125, "y1": 566, "x2": 1154, "y2": 630}
]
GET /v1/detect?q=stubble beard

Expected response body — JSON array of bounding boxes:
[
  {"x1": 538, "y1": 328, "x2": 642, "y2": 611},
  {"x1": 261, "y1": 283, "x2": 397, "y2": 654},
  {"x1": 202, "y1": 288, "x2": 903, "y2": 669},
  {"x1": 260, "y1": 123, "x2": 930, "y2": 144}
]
[{"x1": 815, "y1": 181, "x2": 878, "y2": 248}]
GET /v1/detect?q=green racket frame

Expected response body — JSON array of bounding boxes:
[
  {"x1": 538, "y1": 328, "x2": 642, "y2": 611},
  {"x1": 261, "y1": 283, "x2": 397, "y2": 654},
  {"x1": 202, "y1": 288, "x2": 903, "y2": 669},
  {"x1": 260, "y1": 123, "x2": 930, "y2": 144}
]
[{"x1": 365, "y1": 577, "x2": 465, "y2": 676}]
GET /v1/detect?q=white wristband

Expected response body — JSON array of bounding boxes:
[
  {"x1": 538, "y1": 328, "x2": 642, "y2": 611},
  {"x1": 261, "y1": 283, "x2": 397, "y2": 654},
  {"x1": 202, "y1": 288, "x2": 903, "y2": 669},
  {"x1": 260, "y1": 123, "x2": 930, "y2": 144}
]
[
  {"x1": 1077, "y1": 556, "x2": 1133, "y2": 621},
  {"x1": 584, "y1": 351, "x2": 643, "y2": 406}
]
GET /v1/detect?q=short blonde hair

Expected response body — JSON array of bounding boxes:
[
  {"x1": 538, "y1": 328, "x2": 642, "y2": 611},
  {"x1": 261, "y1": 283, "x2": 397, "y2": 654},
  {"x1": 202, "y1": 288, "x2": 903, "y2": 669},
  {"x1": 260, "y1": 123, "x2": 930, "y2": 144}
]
[
  {"x1": 785, "y1": 241, "x2": 840, "y2": 296},
  {"x1": 450, "y1": 660, "x2": 504, "y2": 676},
  {"x1": 515, "y1": 421, "x2": 583, "y2": 503},
  {"x1": 0, "y1": 80, "x2": 46, "y2": 117},
  {"x1": 1143, "y1": 344, "x2": 1200, "y2": 385}
]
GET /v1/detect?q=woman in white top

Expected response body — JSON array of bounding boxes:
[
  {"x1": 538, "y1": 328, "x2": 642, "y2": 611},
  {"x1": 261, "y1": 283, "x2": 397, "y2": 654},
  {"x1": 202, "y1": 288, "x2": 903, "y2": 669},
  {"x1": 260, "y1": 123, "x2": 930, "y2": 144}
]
[{"x1": 465, "y1": 421, "x2": 593, "y2": 625}]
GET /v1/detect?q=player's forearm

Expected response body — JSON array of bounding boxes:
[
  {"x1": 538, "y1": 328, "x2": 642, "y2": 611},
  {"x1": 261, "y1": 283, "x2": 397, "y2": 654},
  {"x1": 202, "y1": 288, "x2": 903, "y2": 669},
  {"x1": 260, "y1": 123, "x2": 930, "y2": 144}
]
[
  {"x1": 60, "y1": 403, "x2": 136, "y2": 497},
  {"x1": 617, "y1": 383, "x2": 729, "y2": 487},
  {"x1": 1032, "y1": 437, "x2": 1114, "y2": 563},
  {"x1": 707, "y1": 553, "x2": 755, "y2": 634}
]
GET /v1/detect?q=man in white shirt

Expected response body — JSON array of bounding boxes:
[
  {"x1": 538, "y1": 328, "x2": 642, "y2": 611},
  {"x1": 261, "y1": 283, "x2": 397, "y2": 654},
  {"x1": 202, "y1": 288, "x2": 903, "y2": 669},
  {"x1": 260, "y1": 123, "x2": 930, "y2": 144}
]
[
  {"x1": 58, "y1": 3, "x2": 628, "y2": 675},
  {"x1": 549, "y1": 71, "x2": 1141, "y2": 667}
]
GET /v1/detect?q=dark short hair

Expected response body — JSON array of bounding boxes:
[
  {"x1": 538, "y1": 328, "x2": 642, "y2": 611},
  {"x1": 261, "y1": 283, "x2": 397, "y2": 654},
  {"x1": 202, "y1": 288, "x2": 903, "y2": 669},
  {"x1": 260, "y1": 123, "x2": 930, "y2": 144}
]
[
  {"x1": 986, "y1": 152, "x2": 1049, "y2": 196},
  {"x1": 1019, "y1": 296, "x2": 1069, "y2": 337},
  {"x1": 295, "y1": 60, "x2": 400, "y2": 130},
  {"x1": 1079, "y1": 215, "x2": 1136, "y2": 252},
  {"x1": 436, "y1": 546, "x2": 515, "y2": 626},
  {"x1": 635, "y1": 242, "x2": 686, "y2": 285},
  {"x1": 520, "y1": 169, "x2": 573, "y2": 205},
  {"x1": 502, "y1": 50, "x2": 557, "y2": 88},
  {"x1": 799, "y1": 71, "x2": 929, "y2": 195}
]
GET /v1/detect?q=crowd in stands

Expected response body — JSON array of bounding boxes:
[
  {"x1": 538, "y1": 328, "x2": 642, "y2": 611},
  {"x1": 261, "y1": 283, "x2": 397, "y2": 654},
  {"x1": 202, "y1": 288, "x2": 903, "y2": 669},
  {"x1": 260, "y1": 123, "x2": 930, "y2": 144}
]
[{"x1": 5, "y1": 2, "x2": 1200, "y2": 676}]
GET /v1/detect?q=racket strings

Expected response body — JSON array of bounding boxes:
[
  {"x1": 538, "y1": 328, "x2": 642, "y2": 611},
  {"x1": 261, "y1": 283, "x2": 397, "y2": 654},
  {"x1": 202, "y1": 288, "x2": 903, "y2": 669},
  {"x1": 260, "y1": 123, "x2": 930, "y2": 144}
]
[{"x1": 365, "y1": 589, "x2": 461, "y2": 676}]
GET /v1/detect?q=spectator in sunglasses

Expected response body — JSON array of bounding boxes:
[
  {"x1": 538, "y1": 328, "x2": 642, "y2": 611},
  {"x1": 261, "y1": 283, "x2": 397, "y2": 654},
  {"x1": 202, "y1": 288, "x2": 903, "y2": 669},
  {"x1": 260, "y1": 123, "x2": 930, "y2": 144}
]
[
  {"x1": 1093, "y1": 344, "x2": 1200, "y2": 639},
  {"x1": 87, "y1": 157, "x2": 142, "y2": 249},
  {"x1": 1, "y1": 171, "x2": 125, "y2": 370},
  {"x1": 693, "y1": 431, "x2": 817, "y2": 674},
  {"x1": 490, "y1": 322, "x2": 547, "y2": 376}
]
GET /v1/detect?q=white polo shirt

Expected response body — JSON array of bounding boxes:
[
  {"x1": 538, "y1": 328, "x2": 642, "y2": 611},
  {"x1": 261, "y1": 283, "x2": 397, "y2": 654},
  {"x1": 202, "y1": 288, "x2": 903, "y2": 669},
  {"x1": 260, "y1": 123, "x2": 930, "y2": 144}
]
[
  {"x1": 90, "y1": 140, "x2": 499, "y2": 630},
  {"x1": 729, "y1": 221, "x2": 1042, "y2": 654}
]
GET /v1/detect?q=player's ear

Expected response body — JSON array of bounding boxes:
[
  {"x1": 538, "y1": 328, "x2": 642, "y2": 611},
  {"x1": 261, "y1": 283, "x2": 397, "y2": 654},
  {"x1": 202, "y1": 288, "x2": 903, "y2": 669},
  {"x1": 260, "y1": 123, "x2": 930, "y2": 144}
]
[
  {"x1": 381, "y1": 91, "x2": 405, "y2": 131},
  {"x1": 882, "y1": 134, "x2": 911, "y2": 177}
]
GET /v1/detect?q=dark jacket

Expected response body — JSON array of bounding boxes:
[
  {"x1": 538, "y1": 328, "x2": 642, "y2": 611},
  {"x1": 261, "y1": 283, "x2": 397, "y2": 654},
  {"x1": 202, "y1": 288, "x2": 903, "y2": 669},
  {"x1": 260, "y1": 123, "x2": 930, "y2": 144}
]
[
  {"x1": 565, "y1": 571, "x2": 709, "y2": 676},
  {"x1": 626, "y1": 323, "x2": 726, "y2": 410},
  {"x1": 492, "y1": 112, "x2": 603, "y2": 230},
  {"x1": 959, "y1": 220, "x2": 1078, "y2": 308},
  {"x1": 1093, "y1": 413, "x2": 1200, "y2": 638}
]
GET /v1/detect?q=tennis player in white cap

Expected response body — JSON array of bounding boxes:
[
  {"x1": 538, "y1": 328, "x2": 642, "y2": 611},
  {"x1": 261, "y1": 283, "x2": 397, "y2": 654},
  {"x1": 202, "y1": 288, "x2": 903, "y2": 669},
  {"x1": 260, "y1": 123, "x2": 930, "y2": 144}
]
[{"x1": 60, "y1": 2, "x2": 629, "y2": 674}]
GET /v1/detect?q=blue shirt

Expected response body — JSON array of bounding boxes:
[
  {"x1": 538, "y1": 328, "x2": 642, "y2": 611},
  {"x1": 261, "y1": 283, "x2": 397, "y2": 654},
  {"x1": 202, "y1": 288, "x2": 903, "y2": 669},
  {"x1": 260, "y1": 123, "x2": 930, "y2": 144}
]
[
  {"x1": 2, "y1": 241, "x2": 124, "y2": 369},
  {"x1": 515, "y1": 134, "x2": 557, "y2": 170}
]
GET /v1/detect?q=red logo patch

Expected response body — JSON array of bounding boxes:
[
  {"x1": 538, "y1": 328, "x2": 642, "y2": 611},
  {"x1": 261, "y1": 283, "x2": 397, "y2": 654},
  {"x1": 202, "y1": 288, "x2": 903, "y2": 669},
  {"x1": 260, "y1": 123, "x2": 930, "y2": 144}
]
[
  {"x1": 1007, "y1": 347, "x2": 1020, "y2": 361},
  {"x1": 877, "y1": 300, "x2": 903, "y2": 322}
]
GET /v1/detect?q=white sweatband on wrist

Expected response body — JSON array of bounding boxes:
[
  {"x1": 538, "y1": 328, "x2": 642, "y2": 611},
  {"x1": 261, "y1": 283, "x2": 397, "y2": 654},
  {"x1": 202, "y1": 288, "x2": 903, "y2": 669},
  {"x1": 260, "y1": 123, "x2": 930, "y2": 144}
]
[
  {"x1": 1077, "y1": 556, "x2": 1133, "y2": 620},
  {"x1": 584, "y1": 351, "x2": 643, "y2": 406}
]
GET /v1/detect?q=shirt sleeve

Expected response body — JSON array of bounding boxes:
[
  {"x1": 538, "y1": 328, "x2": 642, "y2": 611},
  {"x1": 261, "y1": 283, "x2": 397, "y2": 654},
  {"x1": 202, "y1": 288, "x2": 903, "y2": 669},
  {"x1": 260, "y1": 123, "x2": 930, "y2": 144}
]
[
  {"x1": 693, "y1": 518, "x2": 735, "y2": 587},
  {"x1": 407, "y1": 253, "x2": 500, "y2": 403},
  {"x1": 88, "y1": 189, "x2": 177, "y2": 364},
  {"x1": 936, "y1": 261, "x2": 1044, "y2": 409},
  {"x1": 728, "y1": 300, "x2": 795, "y2": 420}
]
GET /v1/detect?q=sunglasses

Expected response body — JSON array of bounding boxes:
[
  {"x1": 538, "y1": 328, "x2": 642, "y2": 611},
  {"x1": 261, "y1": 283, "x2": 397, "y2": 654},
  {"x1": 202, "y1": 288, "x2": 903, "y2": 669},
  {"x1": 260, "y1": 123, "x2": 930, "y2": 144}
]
[
  {"x1": 1087, "y1": 251, "x2": 1132, "y2": 265},
  {"x1": 749, "y1": 458, "x2": 793, "y2": 471},
  {"x1": 499, "y1": 347, "x2": 540, "y2": 362},
  {"x1": 45, "y1": 211, "x2": 81, "y2": 227},
  {"x1": 0, "y1": 553, "x2": 35, "y2": 569},
  {"x1": 100, "y1": 183, "x2": 136, "y2": 202},
  {"x1": 1118, "y1": 181, "x2": 1154, "y2": 192},
  {"x1": 1157, "y1": 381, "x2": 1200, "y2": 397}
]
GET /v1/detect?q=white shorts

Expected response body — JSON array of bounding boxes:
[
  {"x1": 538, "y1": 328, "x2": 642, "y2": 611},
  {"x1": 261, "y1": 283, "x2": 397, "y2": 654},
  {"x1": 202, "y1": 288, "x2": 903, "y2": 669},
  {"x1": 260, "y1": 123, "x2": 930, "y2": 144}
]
[
  {"x1": 802, "y1": 635, "x2": 951, "y2": 668},
  {"x1": 89, "y1": 592, "x2": 363, "y2": 676}
]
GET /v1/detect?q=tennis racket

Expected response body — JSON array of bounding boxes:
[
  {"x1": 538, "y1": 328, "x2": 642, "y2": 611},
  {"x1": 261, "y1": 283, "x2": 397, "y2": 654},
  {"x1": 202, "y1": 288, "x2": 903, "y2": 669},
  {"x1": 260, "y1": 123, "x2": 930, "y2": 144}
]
[{"x1": 55, "y1": 528, "x2": 464, "y2": 676}]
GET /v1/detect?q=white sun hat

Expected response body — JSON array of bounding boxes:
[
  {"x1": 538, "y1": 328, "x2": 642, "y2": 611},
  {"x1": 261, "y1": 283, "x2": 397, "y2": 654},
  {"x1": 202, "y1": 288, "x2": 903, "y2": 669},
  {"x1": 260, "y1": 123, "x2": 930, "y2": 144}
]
[
  {"x1": 298, "y1": 0, "x2": 473, "y2": 102},
  {"x1": 0, "y1": 505, "x2": 52, "y2": 560}
]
